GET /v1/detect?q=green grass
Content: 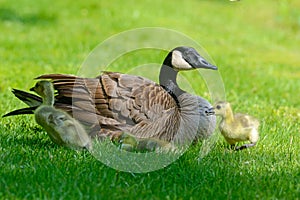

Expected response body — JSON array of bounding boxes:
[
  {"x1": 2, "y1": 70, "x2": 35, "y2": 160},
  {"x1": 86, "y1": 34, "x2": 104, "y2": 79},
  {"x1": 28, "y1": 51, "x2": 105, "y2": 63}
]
[{"x1": 1, "y1": 0, "x2": 300, "y2": 199}]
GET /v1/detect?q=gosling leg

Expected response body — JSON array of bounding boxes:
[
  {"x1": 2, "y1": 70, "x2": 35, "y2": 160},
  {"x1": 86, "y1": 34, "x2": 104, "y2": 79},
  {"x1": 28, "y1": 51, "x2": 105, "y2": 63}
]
[{"x1": 235, "y1": 143, "x2": 256, "y2": 151}]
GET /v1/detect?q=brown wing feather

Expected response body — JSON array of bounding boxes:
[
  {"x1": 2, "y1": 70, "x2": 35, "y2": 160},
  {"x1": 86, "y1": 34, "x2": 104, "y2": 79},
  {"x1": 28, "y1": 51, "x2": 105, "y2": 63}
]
[{"x1": 37, "y1": 73, "x2": 178, "y2": 140}]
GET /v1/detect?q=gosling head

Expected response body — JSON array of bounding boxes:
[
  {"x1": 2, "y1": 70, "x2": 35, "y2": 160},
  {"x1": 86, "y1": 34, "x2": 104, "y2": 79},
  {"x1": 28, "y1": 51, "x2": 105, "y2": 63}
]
[
  {"x1": 30, "y1": 80, "x2": 53, "y2": 96},
  {"x1": 167, "y1": 46, "x2": 218, "y2": 71},
  {"x1": 214, "y1": 101, "x2": 231, "y2": 117},
  {"x1": 30, "y1": 80, "x2": 55, "y2": 106}
]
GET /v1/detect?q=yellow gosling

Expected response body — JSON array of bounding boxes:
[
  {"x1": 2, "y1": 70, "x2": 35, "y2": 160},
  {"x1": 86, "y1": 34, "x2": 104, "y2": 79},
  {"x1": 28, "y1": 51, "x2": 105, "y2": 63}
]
[
  {"x1": 214, "y1": 101, "x2": 259, "y2": 150},
  {"x1": 113, "y1": 132, "x2": 173, "y2": 152},
  {"x1": 30, "y1": 81, "x2": 91, "y2": 150}
]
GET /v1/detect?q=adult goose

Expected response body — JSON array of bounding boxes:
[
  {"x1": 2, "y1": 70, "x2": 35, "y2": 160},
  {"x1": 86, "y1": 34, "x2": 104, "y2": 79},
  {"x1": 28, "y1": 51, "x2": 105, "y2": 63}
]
[
  {"x1": 30, "y1": 80, "x2": 92, "y2": 149},
  {"x1": 4, "y1": 46, "x2": 217, "y2": 146}
]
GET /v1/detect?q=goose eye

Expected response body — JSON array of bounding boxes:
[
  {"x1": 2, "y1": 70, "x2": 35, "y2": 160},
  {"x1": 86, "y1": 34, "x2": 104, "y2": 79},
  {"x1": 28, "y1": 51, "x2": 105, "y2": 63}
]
[{"x1": 216, "y1": 105, "x2": 221, "y2": 109}]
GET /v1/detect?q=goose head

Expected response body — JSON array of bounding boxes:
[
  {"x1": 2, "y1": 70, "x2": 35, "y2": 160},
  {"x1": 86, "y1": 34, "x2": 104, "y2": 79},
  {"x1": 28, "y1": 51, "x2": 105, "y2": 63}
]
[
  {"x1": 160, "y1": 46, "x2": 217, "y2": 98},
  {"x1": 167, "y1": 46, "x2": 217, "y2": 71},
  {"x1": 30, "y1": 80, "x2": 55, "y2": 106}
]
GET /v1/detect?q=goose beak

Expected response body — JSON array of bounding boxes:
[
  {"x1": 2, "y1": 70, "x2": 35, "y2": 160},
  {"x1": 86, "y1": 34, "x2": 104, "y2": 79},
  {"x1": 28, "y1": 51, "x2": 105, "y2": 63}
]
[
  {"x1": 205, "y1": 107, "x2": 215, "y2": 116},
  {"x1": 194, "y1": 57, "x2": 218, "y2": 70}
]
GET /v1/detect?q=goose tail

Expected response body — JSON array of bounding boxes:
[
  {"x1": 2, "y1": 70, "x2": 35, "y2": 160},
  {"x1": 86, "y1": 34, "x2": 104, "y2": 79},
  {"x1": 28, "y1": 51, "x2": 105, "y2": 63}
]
[
  {"x1": 12, "y1": 89, "x2": 42, "y2": 107},
  {"x1": 3, "y1": 107, "x2": 36, "y2": 117},
  {"x1": 3, "y1": 89, "x2": 41, "y2": 117}
]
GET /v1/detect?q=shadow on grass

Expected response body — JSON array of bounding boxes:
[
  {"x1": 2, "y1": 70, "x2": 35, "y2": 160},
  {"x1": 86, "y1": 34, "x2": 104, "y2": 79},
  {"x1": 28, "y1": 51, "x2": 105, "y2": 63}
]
[
  {"x1": 0, "y1": 121, "x2": 59, "y2": 150},
  {"x1": 0, "y1": 7, "x2": 56, "y2": 26}
]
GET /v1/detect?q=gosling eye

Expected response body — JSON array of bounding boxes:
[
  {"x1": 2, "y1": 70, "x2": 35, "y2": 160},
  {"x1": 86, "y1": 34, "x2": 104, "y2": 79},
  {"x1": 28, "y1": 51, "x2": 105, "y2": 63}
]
[{"x1": 216, "y1": 105, "x2": 221, "y2": 110}]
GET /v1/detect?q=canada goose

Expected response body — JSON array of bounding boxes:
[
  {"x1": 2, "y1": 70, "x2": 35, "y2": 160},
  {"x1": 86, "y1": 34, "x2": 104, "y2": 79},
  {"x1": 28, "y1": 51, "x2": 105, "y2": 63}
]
[
  {"x1": 214, "y1": 101, "x2": 260, "y2": 150},
  {"x1": 4, "y1": 46, "x2": 217, "y2": 146},
  {"x1": 30, "y1": 80, "x2": 92, "y2": 149}
]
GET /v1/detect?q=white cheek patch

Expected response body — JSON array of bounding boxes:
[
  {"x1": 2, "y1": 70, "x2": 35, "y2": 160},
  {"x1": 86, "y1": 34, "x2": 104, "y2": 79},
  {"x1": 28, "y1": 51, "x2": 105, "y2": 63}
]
[{"x1": 171, "y1": 50, "x2": 193, "y2": 70}]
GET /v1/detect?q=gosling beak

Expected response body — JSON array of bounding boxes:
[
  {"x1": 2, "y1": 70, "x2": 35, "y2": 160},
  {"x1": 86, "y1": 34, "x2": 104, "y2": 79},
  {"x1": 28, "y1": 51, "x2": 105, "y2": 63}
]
[{"x1": 205, "y1": 107, "x2": 215, "y2": 116}]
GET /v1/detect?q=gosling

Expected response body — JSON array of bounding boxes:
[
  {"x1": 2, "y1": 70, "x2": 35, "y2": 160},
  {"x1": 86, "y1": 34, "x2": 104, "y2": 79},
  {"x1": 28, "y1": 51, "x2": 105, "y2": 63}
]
[
  {"x1": 214, "y1": 101, "x2": 259, "y2": 150},
  {"x1": 30, "y1": 81, "x2": 92, "y2": 150},
  {"x1": 113, "y1": 132, "x2": 173, "y2": 152}
]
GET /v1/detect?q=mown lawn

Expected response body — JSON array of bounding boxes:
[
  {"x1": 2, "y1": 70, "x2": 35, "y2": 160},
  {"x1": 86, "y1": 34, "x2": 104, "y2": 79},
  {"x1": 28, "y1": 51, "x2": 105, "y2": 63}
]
[{"x1": 0, "y1": 0, "x2": 299, "y2": 199}]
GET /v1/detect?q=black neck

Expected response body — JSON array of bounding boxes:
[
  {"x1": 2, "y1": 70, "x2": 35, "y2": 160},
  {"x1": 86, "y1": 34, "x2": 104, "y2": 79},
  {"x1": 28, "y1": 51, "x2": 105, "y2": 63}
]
[{"x1": 159, "y1": 52, "x2": 184, "y2": 100}]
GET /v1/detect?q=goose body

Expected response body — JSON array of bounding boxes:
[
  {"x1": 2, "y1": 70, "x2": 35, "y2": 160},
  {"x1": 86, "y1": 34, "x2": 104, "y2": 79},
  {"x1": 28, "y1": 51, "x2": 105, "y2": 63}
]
[
  {"x1": 214, "y1": 101, "x2": 260, "y2": 150},
  {"x1": 5, "y1": 47, "x2": 217, "y2": 146},
  {"x1": 31, "y1": 81, "x2": 91, "y2": 149}
]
